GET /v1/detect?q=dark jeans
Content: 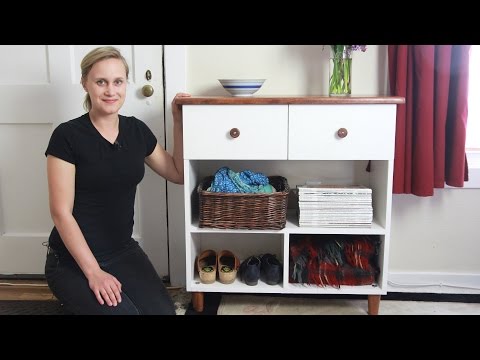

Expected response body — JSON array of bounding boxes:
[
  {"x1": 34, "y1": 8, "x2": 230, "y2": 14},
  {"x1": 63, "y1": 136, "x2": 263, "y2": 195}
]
[{"x1": 45, "y1": 241, "x2": 175, "y2": 315}]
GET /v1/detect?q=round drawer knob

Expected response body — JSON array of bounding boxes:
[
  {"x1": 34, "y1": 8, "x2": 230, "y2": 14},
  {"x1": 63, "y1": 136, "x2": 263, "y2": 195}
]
[
  {"x1": 337, "y1": 128, "x2": 348, "y2": 138},
  {"x1": 230, "y1": 128, "x2": 240, "y2": 138}
]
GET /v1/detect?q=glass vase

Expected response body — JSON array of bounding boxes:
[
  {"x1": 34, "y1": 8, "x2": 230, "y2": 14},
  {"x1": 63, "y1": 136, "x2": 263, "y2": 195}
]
[{"x1": 329, "y1": 48, "x2": 352, "y2": 96}]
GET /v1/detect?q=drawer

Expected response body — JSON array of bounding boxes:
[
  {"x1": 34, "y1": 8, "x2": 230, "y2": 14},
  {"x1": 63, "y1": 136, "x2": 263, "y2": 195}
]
[
  {"x1": 288, "y1": 104, "x2": 397, "y2": 160},
  {"x1": 183, "y1": 105, "x2": 288, "y2": 160}
]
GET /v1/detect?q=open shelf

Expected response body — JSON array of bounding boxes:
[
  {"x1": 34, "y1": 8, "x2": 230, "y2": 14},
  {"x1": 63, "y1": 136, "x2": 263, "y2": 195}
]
[
  {"x1": 187, "y1": 210, "x2": 386, "y2": 235},
  {"x1": 284, "y1": 283, "x2": 386, "y2": 295},
  {"x1": 188, "y1": 275, "x2": 283, "y2": 293}
]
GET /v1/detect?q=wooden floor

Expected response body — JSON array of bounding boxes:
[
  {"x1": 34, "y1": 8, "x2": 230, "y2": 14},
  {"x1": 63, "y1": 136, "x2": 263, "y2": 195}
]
[
  {"x1": 0, "y1": 279, "x2": 56, "y2": 301},
  {"x1": 0, "y1": 279, "x2": 179, "y2": 301}
]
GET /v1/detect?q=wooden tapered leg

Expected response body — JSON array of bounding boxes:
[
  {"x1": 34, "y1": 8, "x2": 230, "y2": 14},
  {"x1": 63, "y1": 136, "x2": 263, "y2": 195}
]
[
  {"x1": 192, "y1": 292, "x2": 204, "y2": 313},
  {"x1": 368, "y1": 295, "x2": 381, "y2": 315}
]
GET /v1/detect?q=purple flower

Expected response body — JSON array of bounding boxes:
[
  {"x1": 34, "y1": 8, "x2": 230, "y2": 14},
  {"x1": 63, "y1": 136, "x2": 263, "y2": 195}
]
[
  {"x1": 350, "y1": 45, "x2": 367, "y2": 52},
  {"x1": 330, "y1": 45, "x2": 368, "y2": 58}
]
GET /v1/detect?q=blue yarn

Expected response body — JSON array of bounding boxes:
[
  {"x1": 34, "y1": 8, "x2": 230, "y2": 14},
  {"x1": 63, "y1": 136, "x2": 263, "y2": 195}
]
[
  {"x1": 210, "y1": 167, "x2": 239, "y2": 193},
  {"x1": 209, "y1": 167, "x2": 270, "y2": 193},
  {"x1": 239, "y1": 169, "x2": 269, "y2": 186}
]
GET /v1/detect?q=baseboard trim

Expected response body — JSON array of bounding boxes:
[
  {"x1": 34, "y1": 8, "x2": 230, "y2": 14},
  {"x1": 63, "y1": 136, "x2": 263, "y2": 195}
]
[
  {"x1": 388, "y1": 272, "x2": 480, "y2": 294},
  {"x1": 3, "y1": 273, "x2": 480, "y2": 295},
  {"x1": 0, "y1": 274, "x2": 46, "y2": 280}
]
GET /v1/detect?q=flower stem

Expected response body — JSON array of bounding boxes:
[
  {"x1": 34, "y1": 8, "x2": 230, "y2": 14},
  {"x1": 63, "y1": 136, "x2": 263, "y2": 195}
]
[{"x1": 329, "y1": 52, "x2": 352, "y2": 96}]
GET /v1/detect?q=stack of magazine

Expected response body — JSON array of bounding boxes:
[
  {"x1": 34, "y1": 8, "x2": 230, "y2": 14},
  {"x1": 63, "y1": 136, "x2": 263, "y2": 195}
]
[{"x1": 297, "y1": 184, "x2": 373, "y2": 227}]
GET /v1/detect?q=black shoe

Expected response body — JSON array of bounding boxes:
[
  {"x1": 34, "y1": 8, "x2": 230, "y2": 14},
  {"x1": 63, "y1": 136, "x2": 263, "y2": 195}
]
[
  {"x1": 260, "y1": 254, "x2": 282, "y2": 285},
  {"x1": 239, "y1": 256, "x2": 261, "y2": 286}
]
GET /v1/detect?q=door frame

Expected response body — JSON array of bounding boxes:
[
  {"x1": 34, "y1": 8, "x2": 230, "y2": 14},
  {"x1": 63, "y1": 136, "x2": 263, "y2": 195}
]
[{"x1": 164, "y1": 46, "x2": 186, "y2": 286}]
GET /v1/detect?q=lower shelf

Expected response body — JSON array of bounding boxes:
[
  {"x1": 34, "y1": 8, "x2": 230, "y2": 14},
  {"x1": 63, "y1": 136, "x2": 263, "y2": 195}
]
[
  {"x1": 187, "y1": 232, "x2": 386, "y2": 295},
  {"x1": 187, "y1": 275, "x2": 385, "y2": 295},
  {"x1": 284, "y1": 283, "x2": 385, "y2": 295},
  {"x1": 189, "y1": 275, "x2": 283, "y2": 293}
]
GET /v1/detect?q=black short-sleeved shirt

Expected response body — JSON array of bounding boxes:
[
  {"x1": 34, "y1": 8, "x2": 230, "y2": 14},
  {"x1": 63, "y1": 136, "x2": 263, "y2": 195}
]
[{"x1": 45, "y1": 113, "x2": 157, "y2": 260}]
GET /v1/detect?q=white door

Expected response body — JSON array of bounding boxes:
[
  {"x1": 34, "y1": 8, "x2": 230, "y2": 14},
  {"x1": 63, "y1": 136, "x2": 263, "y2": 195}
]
[{"x1": 0, "y1": 45, "x2": 169, "y2": 278}]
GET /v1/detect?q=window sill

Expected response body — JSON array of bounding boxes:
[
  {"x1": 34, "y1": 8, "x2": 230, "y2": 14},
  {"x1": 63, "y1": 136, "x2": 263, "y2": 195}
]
[{"x1": 446, "y1": 150, "x2": 480, "y2": 189}]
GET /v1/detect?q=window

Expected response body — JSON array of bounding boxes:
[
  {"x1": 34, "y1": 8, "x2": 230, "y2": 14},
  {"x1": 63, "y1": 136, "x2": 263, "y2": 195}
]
[
  {"x1": 464, "y1": 45, "x2": 480, "y2": 188},
  {"x1": 467, "y1": 45, "x2": 479, "y2": 150}
]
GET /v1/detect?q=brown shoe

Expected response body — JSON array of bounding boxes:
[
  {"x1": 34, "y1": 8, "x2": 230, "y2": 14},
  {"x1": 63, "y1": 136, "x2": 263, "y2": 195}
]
[
  {"x1": 217, "y1": 250, "x2": 240, "y2": 284},
  {"x1": 197, "y1": 249, "x2": 217, "y2": 284}
]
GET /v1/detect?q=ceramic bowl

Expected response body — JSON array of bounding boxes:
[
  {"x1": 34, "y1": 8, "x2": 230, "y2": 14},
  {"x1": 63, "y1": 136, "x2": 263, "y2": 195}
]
[{"x1": 218, "y1": 79, "x2": 266, "y2": 97}]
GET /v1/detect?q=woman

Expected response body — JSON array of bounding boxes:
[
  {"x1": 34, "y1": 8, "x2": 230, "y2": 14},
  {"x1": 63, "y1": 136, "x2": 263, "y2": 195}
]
[{"x1": 44, "y1": 46, "x2": 190, "y2": 314}]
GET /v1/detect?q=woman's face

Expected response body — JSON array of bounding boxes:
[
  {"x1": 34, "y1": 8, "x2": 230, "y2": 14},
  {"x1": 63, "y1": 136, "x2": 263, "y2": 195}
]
[{"x1": 83, "y1": 58, "x2": 127, "y2": 116}]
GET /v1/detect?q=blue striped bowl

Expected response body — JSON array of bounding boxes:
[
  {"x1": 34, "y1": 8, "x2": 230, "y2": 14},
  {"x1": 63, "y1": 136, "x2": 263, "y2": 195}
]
[{"x1": 218, "y1": 79, "x2": 265, "y2": 97}]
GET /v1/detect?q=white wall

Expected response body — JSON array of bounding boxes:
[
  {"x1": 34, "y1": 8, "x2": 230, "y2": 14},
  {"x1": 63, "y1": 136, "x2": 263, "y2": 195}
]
[
  {"x1": 389, "y1": 189, "x2": 480, "y2": 293},
  {"x1": 187, "y1": 45, "x2": 387, "y2": 96},
  {"x1": 178, "y1": 45, "x2": 480, "y2": 293}
]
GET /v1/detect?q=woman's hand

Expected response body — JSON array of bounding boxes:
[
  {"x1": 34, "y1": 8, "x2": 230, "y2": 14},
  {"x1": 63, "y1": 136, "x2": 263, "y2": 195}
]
[
  {"x1": 172, "y1": 92, "x2": 191, "y2": 123},
  {"x1": 87, "y1": 269, "x2": 122, "y2": 306}
]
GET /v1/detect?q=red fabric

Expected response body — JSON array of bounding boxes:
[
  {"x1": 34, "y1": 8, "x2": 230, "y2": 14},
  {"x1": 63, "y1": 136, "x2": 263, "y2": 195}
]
[
  {"x1": 388, "y1": 45, "x2": 470, "y2": 196},
  {"x1": 289, "y1": 235, "x2": 379, "y2": 287},
  {"x1": 344, "y1": 235, "x2": 376, "y2": 270},
  {"x1": 340, "y1": 266, "x2": 376, "y2": 286}
]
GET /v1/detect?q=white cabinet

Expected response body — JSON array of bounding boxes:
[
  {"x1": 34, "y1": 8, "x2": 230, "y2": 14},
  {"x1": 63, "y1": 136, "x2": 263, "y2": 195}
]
[{"x1": 179, "y1": 96, "x2": 404, "y2": 315}]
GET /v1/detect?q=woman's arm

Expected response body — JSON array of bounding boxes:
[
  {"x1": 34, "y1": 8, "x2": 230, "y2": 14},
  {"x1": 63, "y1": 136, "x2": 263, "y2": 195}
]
[
  {"x1": 47, "y1": 155, "x2": 122, "y2": 306},
  {"x1": 145, "y1": 92, "x2": 190, "y2": 184}
]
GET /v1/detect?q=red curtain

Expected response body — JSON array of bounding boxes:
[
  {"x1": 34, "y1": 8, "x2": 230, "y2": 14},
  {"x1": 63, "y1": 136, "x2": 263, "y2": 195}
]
[{"x1": 388, "y1": 45, "x2": 470, "y2": 196}]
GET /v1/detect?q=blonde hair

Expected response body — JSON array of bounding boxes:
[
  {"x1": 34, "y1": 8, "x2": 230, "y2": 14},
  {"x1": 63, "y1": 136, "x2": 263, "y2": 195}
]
[{"x1": 80, "y1": 46, "x2": 129, "y2": 111}]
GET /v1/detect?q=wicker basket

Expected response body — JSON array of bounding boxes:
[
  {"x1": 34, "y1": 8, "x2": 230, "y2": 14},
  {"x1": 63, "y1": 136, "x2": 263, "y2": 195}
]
[{"x1": 198, "y1": 176, "x2": 289, "y2": 230}]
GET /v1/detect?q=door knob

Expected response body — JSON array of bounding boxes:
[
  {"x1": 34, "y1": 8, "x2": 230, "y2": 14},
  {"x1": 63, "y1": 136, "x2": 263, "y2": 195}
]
[{"x1": 142, "y1": 85, "x2": 154, "y2": 97}]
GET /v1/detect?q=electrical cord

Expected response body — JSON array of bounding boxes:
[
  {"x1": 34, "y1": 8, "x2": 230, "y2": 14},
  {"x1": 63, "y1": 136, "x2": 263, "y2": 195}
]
[{"x1": 388, "y1": 280, "x2": 480, "y2": 291}]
